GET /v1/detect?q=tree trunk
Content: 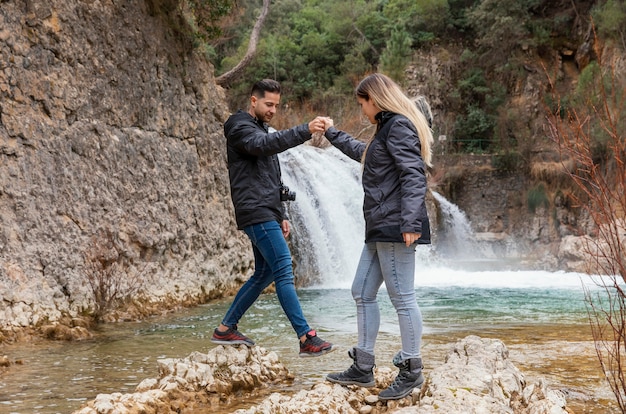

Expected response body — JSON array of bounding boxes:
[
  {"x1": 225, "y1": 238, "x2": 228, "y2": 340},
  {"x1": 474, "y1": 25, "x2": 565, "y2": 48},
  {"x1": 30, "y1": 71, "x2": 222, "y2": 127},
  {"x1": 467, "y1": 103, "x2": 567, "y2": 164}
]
[{"x1": 215, "y1": 0, "x2": 270, "y2": 88}]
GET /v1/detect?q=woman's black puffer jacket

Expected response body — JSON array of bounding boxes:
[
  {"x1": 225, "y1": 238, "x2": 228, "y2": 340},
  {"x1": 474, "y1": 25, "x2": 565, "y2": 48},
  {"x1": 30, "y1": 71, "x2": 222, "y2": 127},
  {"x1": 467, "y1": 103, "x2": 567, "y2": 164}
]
[
  {"x1": 225, "y1": 110, "x2": 311, "y2": 229},
  {"x1": 324, "y1": 111, "x2": 431, "y2": 244}
]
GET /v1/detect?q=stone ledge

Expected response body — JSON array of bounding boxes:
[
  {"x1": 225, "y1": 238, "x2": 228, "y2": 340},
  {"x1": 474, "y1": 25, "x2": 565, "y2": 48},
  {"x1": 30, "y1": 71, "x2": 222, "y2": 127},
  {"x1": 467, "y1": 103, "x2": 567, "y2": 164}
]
[{"x1": 72, "y1": 336, "x2": 569, "y2": 414}]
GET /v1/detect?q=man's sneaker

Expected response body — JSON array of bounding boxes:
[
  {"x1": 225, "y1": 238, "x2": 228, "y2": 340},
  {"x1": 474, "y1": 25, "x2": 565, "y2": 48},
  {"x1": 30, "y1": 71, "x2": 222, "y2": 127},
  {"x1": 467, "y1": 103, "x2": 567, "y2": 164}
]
[
  {"x1": 211, "y1": 325, "x2": 255, "y2": 346},
  {"x1": 299, "y1": 330, "x2": 333, "y2": 357}
]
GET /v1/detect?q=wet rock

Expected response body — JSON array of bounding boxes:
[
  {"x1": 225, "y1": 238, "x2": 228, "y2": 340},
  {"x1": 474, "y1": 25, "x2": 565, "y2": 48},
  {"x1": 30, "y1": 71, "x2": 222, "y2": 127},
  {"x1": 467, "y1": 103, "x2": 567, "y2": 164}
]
[
  {"x1": 399, "y1": 335, "x2": 569, "y2": 413},
  {"x1": 41, "y1": 324, "x2": 93, "y2": 341},
  {"x1": 0, "y1": 355, "x2": 10, "y2": 367},
  {"x1": 235, "y1": 336, "x2": 568, "y2": 414},
  {"x1": 73, "y1": 336, "x2": 570, "y2": 414},
  {"x1": 72, "y1": 344, "x2": 291, "y2": 414}
]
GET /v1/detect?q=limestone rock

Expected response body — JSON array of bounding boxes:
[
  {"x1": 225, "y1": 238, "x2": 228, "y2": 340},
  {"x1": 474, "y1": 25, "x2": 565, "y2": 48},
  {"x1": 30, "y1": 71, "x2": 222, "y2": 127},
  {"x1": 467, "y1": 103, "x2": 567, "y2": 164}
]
[
  {"x1": 399, "y1": 335, "x2": 568, "y2": 413},
  {"x1": 72, "y1": 345, "x2": 290, "y2": 414},
  {"x1": 234, "y1": 336, "x2": 569, "y2": 414},
  {"x1": 0, "y1": 0, "x2": 252, "y2": 338},
  {"x1": 76, "y1": 336, "x2": 570, "y2": 414}
]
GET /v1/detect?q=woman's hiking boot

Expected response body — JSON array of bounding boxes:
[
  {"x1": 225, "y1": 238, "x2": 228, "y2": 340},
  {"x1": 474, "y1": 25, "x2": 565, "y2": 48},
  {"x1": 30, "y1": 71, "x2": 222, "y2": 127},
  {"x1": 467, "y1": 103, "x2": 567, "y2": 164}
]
[
  {"x1": 378, "y1": 356, "x2": 424, "y2": 400},
  {"x1": 326, "y1": 347, "x2": 375, "y2": 387}
]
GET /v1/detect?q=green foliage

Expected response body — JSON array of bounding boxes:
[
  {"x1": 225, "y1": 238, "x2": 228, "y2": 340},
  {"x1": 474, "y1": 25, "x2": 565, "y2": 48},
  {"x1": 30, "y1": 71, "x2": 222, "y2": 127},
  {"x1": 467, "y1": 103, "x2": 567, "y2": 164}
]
[
  {"x1": 210, "y1": 0, "x2": 607, "y2": 161},
  {"x1": 453, "y1": 105, "x2": 495, "y2": 152},
  {"x1": 467, "y1": 0, "x2": 539, "y2": 55},
  {"x1": 217, "y1": 0, "x2": 457, "y2": 106},
  {"x1": 527, "y1": 183, "x2": 550, "y2": 214},
  {"x1": 544, "y1": 93, "x2": 571, "y2": 119},
  {"x1": 574, "y1": 61, "x2": 602, "y2": 105},
  {"x1": 526, "y1": 19, "x2": 552, "y2": 47},
  {"x1": 339, "y1": 43, "x2": 373, "y2": 88},
  {"x1": 569, "y1": 60, "x2": 624, "y2": 165},
  {"x1": 491, "y1": 151, "x2": 524, "y2": 174},
  {"x1": 447, "y1": 0, "x2": 480, "y2": 33},
  {"x1": 485, "y1": 81, "x2": 507, "y2": 113},
  {"x1": 457, "y1": 68, "x2": 490, "y2": 105},
  {"x1": 187, "y1": 0, "x2": 232, "y2": 41},
  {"x1": 147, "y1": 0, "x2": 232, "y2": 47},
  {"x1": 592, "y1": 0, "x2": 626, "y2": 47},
  {"x1": 380, "y1": 28, "x2": 413, "y2": 85},
  {"x1": 222, "y1": 0, "x2": 386, "y2": 107},
  {"x1": 384, "y1": 0, "x2": 450, "y2": 43}
]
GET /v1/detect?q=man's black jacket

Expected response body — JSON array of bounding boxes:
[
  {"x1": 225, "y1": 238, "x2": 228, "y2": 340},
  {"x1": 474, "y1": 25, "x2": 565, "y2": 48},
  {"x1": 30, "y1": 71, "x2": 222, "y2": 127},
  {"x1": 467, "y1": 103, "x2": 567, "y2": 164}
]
[{"x1": 224, "y1": 110, "x2": 311, "y2": 229}]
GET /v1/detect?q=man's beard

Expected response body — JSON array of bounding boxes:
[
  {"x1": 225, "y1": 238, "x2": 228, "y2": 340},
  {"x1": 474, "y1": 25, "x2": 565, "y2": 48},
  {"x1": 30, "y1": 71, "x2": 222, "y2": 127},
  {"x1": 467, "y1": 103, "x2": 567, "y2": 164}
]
[{"x1": 255, "y1": 109, "x2": 273, "y2": 123}]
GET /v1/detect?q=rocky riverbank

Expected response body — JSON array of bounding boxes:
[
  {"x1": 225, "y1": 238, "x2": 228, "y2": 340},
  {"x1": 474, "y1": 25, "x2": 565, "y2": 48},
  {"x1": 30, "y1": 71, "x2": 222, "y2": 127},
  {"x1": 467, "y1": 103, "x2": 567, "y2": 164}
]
[{"x1": 72, "y1": 336, "x2": 569, "y2": 414}]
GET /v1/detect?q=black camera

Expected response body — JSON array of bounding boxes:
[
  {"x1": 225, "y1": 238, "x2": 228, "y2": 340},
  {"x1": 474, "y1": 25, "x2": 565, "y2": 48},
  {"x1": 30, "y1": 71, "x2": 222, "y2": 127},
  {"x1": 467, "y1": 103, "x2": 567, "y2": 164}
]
[{"x1": 280, "y1": 185, "x2": 296, "y2": 201}]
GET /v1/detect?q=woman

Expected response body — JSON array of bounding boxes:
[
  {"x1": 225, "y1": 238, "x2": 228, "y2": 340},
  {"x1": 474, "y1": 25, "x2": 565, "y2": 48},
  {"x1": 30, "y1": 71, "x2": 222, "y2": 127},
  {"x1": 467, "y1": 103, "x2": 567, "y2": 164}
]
[{"x1": 323, "y1": 73, "x2": 433, "y2": 400}]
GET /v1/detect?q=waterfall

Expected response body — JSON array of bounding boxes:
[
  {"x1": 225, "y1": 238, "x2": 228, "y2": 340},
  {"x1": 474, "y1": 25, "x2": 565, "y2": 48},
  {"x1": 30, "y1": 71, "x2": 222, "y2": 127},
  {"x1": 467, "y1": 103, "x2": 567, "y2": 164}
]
[
  {"x1": 279, "y1": 143, "x2": 528, "y2": 286},
  {"x1": 279, "y1": 145, "x2": 364, "y2": 289},
  {"x1": 430, "y1": 191, "x2": 478, "y2": 260},
  {"x1": 279, "y1": 145, "x2": 501, "y2": 287},
  {"x1": 279, "y1": 145, "x2": 453, "y2": 288}
]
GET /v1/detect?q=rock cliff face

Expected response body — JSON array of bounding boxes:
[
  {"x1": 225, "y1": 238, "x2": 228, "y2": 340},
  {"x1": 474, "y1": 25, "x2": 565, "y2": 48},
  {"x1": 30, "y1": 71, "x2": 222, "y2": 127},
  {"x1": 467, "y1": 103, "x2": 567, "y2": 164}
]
[
  {"x1": 0, "y1": 0, "x2": 252, "y2": 338},
  {"x1": 405, "y1": 40, "x2": 625, "y2": 273}
]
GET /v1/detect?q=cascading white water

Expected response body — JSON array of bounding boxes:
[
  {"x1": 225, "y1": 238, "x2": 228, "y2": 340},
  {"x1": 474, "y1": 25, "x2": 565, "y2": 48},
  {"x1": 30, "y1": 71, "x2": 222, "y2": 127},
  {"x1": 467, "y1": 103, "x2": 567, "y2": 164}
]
[
  {"x1": 430, "y1": 191, "x2": 481, "y2": 260},
  {"x1": 279, "y1": 144, "x2": 580, "y2": 287},
  {"x1": 279, "y1": 145, "x2": 364, "y2": 288},
  {"x1": 280, "y1": 145, "x2": 435, "y2": 288}
]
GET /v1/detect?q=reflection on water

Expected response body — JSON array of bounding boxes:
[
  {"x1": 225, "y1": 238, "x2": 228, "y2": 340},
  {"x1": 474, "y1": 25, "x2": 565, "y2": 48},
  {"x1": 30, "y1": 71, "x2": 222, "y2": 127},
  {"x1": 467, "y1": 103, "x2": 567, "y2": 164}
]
[{"x1": 0, "y1": 285, "x2": 619, "y2": 413}]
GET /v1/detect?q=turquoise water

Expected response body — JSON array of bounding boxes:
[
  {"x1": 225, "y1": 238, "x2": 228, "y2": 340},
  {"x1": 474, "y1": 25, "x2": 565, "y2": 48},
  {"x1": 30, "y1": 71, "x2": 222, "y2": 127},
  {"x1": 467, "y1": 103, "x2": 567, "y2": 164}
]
[{"x1": 1, "y1": 269, "x2": 614, "y2": 414}]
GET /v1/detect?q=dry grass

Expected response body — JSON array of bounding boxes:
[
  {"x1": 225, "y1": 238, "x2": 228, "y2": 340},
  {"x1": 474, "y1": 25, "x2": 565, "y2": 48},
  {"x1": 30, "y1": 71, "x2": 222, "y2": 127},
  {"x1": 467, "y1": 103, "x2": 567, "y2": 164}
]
[
  {"x1": 529, "y1": 159, "x2": 575, "y2": 187},
  {"x1": 84, "y1": 230, "x2": 148, "y2": 322}
]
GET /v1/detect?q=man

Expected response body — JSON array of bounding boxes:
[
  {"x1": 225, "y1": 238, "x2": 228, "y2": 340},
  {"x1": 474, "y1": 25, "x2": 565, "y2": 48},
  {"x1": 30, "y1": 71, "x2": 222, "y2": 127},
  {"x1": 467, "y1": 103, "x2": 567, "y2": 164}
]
[{"x1": 211, "y1": 79, "x2": 333, "y2": 357}]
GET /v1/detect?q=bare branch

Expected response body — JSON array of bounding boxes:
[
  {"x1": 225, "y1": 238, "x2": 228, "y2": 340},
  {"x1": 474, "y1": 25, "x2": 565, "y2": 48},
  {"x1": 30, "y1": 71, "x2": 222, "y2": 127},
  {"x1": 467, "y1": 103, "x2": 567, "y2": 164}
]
[
  {"x1": 215, "y1": 0, "x2": 270, "y2": 88},
  {"x1": 350, "y1": 24, "x2": 379, "y2": 58},
  {"x1": 545, "y1": 26, "x2": 626, "y2": 409}
]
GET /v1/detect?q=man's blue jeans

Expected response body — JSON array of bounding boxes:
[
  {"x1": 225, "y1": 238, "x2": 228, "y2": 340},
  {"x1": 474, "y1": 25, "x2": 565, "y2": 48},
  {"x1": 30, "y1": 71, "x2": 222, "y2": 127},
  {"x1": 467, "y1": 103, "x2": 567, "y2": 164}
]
[
  {"x1": 221, "y1": 220, "x2": 311, "y2": 338},
  {"x1": 352, "y1": 242, "x2": 422, "y2": 361}
]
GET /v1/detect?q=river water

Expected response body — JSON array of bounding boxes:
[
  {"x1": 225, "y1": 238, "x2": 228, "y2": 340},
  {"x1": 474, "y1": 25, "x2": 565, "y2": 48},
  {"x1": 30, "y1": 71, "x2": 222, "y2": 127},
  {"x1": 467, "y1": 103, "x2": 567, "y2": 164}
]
[
  {"x1": 0, "y1": 145, "x2": 622, "y2": 413},
  {"x1": 0, "y1": 271, "x2": 619, "y2": 413}
]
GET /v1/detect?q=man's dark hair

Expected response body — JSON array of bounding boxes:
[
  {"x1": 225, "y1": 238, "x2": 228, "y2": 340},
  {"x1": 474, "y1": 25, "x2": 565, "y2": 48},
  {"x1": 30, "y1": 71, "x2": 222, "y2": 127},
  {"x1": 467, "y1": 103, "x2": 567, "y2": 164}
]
[{"x1": 251, "y1": 79, "x2": 281, "y2": 98}]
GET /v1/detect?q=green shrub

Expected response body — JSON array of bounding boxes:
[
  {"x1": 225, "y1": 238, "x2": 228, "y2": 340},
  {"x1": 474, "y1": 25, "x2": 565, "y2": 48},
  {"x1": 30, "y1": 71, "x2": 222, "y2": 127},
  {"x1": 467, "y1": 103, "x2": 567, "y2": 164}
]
[
  {"x1": 527, "y1": 183, "x2": 550, "y2": 213},
  {"x1": 453, "y1": 106, "x2": 495, "y2": 152},
  {"x1": 592, "y1": 0, "x2": 626, "y2": 44},
  {"x1": 491, "y1": 151, "x2": 524, "y2": 174},
  {"x1": 380, "y1": 28, "x2": 413, "y2": 85}
]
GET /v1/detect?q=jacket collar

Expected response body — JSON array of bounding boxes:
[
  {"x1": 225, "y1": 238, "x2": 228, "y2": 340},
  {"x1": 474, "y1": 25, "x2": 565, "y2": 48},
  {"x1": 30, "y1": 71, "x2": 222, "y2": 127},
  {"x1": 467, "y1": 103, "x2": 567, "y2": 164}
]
[
  {"x1": 243, "y1": 110, "x2": 269, "y2": 131},
  {"x1": 375, "y1": 111, "x2": 398, "y2": 131}
]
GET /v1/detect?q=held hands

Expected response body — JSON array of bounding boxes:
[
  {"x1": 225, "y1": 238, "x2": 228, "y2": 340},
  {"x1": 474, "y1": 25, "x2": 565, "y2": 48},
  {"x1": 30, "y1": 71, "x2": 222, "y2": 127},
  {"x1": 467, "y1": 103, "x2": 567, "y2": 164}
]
[{"x1": 308, "y1": 116, "x2": 334, "y2": 134}]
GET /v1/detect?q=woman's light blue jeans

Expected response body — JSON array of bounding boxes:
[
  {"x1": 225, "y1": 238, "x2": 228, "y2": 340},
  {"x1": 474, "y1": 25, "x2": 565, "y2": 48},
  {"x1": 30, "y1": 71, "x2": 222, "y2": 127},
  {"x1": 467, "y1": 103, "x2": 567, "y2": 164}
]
[
  {"x1": 352, "y1": 242, "x2": 422, "y2": 361},
  {"x1": 221, "y1": 220, "x2": 311, "y2": 338}
]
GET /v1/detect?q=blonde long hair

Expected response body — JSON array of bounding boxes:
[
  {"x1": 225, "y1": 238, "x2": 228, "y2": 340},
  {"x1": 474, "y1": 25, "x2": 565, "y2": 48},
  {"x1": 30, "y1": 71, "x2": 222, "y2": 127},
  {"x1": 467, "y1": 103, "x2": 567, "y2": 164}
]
[{"x1": 356, "y1": 73, "x2": 434, "y2": 167}]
